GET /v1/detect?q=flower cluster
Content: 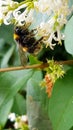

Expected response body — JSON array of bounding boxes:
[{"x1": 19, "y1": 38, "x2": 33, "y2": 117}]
[
  {"x1": 0, "y1": 0, "x2": 34, "y2": 26},
  {"x1": 45, "y1": 74, "x2": 53, "y2": 97},
  {"x1": 35, "y1": 0, "x2": 72, "y2": 49},
  {"x1": 0, "y1": 0, "x2": 72, "y2": 49},
  {"x1": 41, "y1": 60, "x2": 65, "y2": 97},
  {"x1": 8, "y1": 113, "x2": 29, "y2": 129}
]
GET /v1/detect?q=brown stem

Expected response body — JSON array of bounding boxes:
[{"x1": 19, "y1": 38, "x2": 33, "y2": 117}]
[
  {"x1": 0, "y1": 63, "x2": 48, "y2": 72},
  {"x1": 55, "y1": 60, "x2": 73, "y2": 65},
  {"x1": 0, "y1": 60, "x2": 73, "y2": 73}
]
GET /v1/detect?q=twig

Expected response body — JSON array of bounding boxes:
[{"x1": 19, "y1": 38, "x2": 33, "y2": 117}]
[
  {"x1": 0, "y1": 60, "x2": 73, "y2": 72},
  {"x1": 55, "y1": 60, "x2": 73, "y2": 65},
  {"x1": 0, "y1": 63, "x2": 48, "y2": 72}
]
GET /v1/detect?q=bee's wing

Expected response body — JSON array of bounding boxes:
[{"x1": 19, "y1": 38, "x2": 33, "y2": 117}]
[{"x1": 18, "y1": 45, "x2": 28, "y2": 66}]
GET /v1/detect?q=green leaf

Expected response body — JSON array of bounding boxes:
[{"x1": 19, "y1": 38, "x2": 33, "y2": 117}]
[
  {"x1": 69, "y1": 0, "x2": 73, "y2": 6},
  {"x1": 70, "y1": 126, "x2": 73, "y2": 130},
  {"x1": 29, "y1": 55, "x2": 41, "y2": 65},
  {"x1": 0, "y1": 69, "x2": 33, "y2": 127},
  {"x1": 11, "y1": 93, "x2": 26, "y2": 115},
  {"x1": 1, "y1": 45, "x2": 15, "y2": 68},
  {"x1": 0, "y1": 99, "x2": 13, "y2": 129},
  {"x1": 27, "y1": 70, "x2": 53, "y2": 130},
  {"x1": 0, "y1": 24, "x2": 14, "y2": 44},
  {"x1": 64, "y1": 16, "x2": 73, "y2": 55},
  {"x1": 49, "y1": 68, "x2": 73, "y2": 130}
]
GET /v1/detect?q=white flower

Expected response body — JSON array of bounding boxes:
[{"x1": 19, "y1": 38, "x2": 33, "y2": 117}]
[
  {"x1": 4, "y1": 11, "x2": 13, "y2": 25},
  {"x1": 14, "y1": 122, "x2": 19, "y2": 129},
  {"x1": 21, "y1": 115, "x2": 28, "y2": 122},
  {"x1": 8, "y1": 113, "x2": 16, "y2": 122},
  {"x1": 0, "y1": 0, "x2": 11, "y2": 6},
  {"x1": 0, "y1": 11, "x2": 4, "y2": 20},
  {"x1": 43, "y1": 32, "x2": 56, "y2": 49},
  {"x1": 34, "y1": 0, "x2": 50, "y2": 13},
  {"x1": 0, "y1": 0, "x2": 18, "y2": 7},
  {"x1": 13, "y1": 5, "x2": 28, "y2": 25},
  {"x1": 37, "y1": 16, "x2": 58, "y2": 36},
  {"x1": 13, "y1": 3, "x2": 27, "y2": 18},
  {"x1": 25, "y1": 9, "x2": 34, "y2": 24},
  {"x1": 36, "y1": 0, "x2": 70, "y2": 49},
  {"x1": 13, "y1": 3, "x2": 34, "y2": 25},
  {"x1": 0, "y1": 0, "x2": 18, "y2": 25}
]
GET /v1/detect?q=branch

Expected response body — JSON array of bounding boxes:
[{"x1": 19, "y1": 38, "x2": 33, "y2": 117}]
[
  {"x1": 0, "y1": 60, "x2": 73, "y2": 72},
  {"x1": 55, "y1": 60, "x2": 73, "y2": 65},
  {"x1": 0, "y1": 63, "x2": 48, "y2": 72}
]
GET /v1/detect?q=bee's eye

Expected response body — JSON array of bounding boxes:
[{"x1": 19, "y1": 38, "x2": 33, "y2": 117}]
[
  {"x1": 15, "y1": 26, "x2": 22, "y2": 35},
  {"x1": 15, "y1": 26, "x2": 29, "y2": 36},
  {"x1": 15, "y1": 26, "x2": 19, "y2": 32}
]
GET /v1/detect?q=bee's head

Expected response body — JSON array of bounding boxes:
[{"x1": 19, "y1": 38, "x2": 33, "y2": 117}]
[
  {"x1": 14, "y1": 26, "x2": 22, "y2": 35},
  {"x1": 14, "y1": 26, "x2": 31, "y2": 52},
  {"x1": 14, "y1": 26, "x2": 29, "y2": 41},
  {"x1": 14, "y1": 26, "x2": 20, "y2": 41}
]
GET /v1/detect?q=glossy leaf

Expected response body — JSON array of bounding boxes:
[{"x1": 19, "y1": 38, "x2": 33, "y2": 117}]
[
  {"x1": 28, "y1": 54, "x2": 41, "y2": 65},
  {"x1": 64, "y1": 16, "x2": 73, "y2": 55},
  {"x1": 1, "y1": 45, "x2": 15, "y2": 68},
  {"x1": 0, "y1": 99, "x2": 13, "y2": 128},
  {"x1": 0, "y1": 69, "x2": 33, "y2": 127},
  {"x1": 0, "y1": 24, "x2": 14, "y2": 44},
  {"x1": 49, "y1": 68, "x2": 73, "y2": 130},
  {"x1": 27, "y1": 70, "x2": 53, "y2": 130},
  {"x1": 11, "y1": 93, "x2": 26, "y2": 115}
]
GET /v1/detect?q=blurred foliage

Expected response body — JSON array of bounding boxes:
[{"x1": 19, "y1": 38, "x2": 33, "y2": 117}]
[
  {"x1": 65, "y1": 16, "x2": 73, "y2": 55},
  {"x1": 0, "y1": 24, "x2": 21, "y2": 67},
  {"x1": 49, "y1": 68, "x2": 73, "y2": 130}
]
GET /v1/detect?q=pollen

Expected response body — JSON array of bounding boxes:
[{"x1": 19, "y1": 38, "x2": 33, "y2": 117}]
[
  {"x1": 14, "y1": 33, "x2": 20, "y2": 40},
  {"x1": 23, "y1": 47, "x2": 28, "y2": 52},
  {"x1": 45, "y1": 74, "x2": 53, "y2": 98}
]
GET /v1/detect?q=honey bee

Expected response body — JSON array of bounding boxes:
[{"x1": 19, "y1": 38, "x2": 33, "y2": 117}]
[{"x1": 14, "y1": 25, "x2": 43, "y2": 65}]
